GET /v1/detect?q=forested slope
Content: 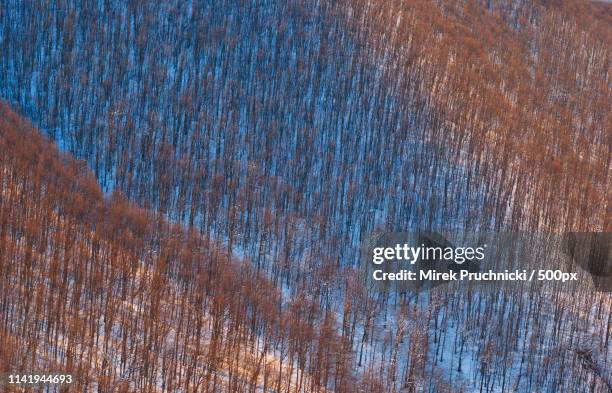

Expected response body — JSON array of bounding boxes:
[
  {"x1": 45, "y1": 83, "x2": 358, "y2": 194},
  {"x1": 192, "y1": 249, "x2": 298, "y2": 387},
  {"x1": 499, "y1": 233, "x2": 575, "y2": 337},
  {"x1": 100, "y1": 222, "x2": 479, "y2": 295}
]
[
  {"x1": 0, "y1": 104, "x2": 355, "y2": 392},
  {"x1": 1, "y1": 0, "x2": 609, "y2": 249},
  {"x1": 0, "y1": 0, "x2": 611, "y2": 392}
]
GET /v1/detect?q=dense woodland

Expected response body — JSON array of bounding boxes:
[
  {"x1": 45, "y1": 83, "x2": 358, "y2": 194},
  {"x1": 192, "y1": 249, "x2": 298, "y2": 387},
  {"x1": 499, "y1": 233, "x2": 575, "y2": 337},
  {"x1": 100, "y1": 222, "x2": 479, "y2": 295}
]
[{"x1": 0, "y1": 0, "x2": 610, "y2": 392}]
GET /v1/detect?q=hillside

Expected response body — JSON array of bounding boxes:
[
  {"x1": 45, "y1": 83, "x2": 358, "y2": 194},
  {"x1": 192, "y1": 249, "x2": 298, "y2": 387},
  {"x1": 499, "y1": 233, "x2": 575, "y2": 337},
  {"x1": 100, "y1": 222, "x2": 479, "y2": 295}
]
[
  {"x1": 0, "y1": 0, "x2": 610, "y2": 392},
  {"x1": 0, "y1": 104, "x2": 349, "y2": 392}
]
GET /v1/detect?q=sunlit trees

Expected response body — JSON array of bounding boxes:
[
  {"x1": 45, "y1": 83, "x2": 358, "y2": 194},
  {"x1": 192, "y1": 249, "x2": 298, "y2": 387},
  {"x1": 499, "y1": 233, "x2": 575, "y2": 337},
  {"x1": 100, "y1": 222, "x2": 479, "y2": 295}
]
[{"x1": 0, "y1": 0, "x2": 610, "y2": 391}]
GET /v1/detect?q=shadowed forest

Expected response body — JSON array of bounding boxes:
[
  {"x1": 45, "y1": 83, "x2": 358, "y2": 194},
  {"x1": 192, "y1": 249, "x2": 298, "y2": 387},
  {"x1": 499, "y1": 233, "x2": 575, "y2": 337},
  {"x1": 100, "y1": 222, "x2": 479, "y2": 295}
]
[{"x1": 0, "y1": 0, "x2": 610, "y2": 392}]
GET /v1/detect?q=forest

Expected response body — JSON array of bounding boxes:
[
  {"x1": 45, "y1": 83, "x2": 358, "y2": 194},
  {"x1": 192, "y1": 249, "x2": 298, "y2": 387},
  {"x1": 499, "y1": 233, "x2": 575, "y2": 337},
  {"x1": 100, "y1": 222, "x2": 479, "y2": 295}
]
[{"x1": 0, "y1": 0, "x2": 610, "y2": 392}]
